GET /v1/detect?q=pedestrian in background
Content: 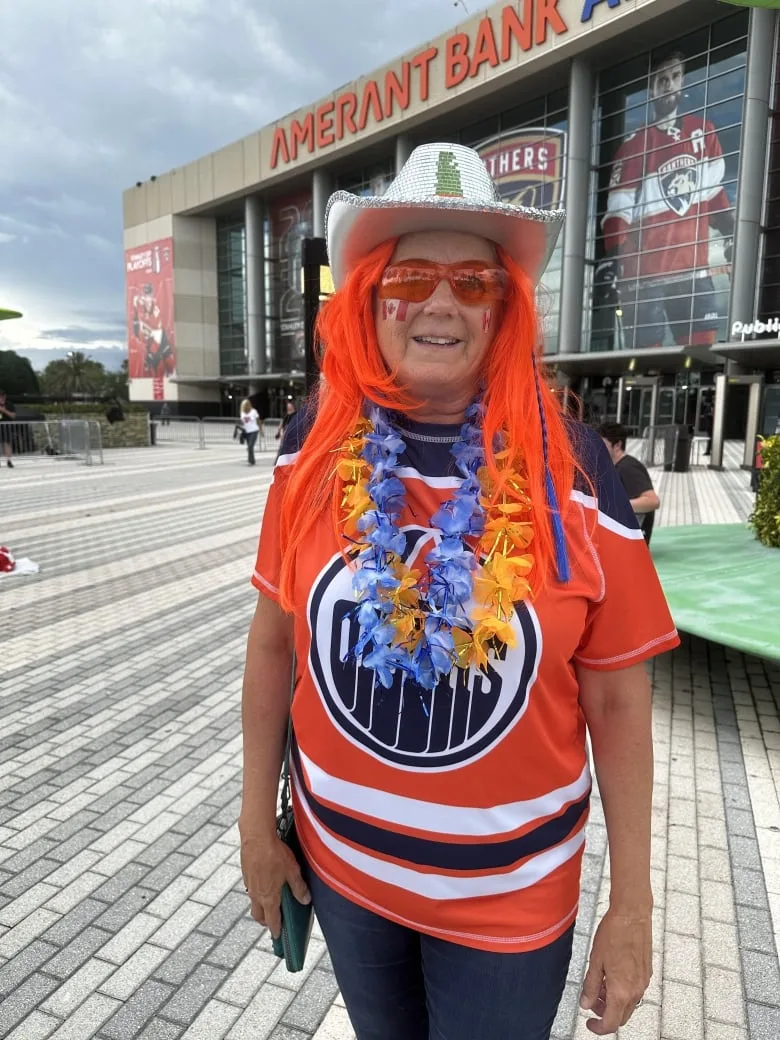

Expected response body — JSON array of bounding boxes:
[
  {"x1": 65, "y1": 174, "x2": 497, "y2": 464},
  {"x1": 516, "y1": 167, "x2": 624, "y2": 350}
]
[
  {"x1": 0, "y1": 389, "x2": 16, "y2": 468},
  {"x1": 599, "y1": 423, "x2": 660, "y2": 545},
  {"x1": 240, "y1": 399, "x2": 260, "y2": 466}
]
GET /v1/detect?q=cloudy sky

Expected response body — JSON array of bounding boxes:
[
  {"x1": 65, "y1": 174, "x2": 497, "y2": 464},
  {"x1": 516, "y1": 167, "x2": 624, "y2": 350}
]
[{"x1": 0, "y1": 0, "x2": 466, "y2": 369}]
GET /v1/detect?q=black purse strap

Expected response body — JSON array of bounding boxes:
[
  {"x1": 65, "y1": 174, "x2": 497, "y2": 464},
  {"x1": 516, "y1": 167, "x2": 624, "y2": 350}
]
[{"x1": 279, "y1": 652, "x2": 296, "y2": 821}]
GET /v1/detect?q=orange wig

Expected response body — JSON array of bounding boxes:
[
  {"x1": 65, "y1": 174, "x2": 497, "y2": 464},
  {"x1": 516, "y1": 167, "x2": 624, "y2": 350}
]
[{"x1": 277, "y1": 239, "x2": 581, "y2": 611}]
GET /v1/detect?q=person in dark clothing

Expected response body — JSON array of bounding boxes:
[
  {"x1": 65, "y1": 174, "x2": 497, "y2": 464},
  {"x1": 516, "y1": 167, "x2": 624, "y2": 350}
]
[
  {"x1": 275, "y1": 400, "x2": 298, "y2": 441},
  {"x1": 599, "y1": 423, "x2": 660, "y2": 544},
  {"x1": 0, "y1": 389, "x2": 16, "y2": 468}
]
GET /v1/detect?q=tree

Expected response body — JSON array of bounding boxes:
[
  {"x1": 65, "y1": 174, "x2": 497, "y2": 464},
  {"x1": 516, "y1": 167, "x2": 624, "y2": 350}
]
[
  {"x1": 103, "y1": 359, "x2": 129, "y2": 401},
  {"x1": 41, "y1": 352, "x2": 106, "y2": 397},
  {"x1": 0, "y1": 350, "x2": 40, "y2": 397}
]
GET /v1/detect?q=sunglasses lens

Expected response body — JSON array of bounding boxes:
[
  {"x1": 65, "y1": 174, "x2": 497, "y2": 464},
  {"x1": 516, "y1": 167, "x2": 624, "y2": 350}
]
[
  {"x1": 451, "y1": 266, "x2": 508, "y2": 303},
  {"x1": 378, "y1": 262, "x2": 508, "y2": 305},
  {"x1": 378, "y1": 266, "x2": 436, "y2": 303}
]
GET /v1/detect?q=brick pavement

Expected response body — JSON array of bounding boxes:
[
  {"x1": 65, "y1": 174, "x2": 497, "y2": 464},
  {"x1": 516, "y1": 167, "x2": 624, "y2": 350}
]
[{"x1": 1, "y1": 443, "x2": 778, "y2": 1039}]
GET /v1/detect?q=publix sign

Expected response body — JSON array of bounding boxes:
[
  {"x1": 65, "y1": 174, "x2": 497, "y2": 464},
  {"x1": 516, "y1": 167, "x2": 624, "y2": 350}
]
[{"x1": 731, "y1": 317, "x2": 780, "y2": 339}]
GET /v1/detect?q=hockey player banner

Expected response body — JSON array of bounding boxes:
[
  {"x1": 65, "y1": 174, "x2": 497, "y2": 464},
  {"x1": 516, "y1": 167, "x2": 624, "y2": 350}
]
[
  {"x1": 592, "y1": 45, "x2": 740, "y2": 353},
  {"x1": 478, "y1": 127, "x2": 567, "y2": 350},
  {"x1": 269, "y1": 191, "x2": 312, "y2": 373},
  {"x1": 126, "y1": 238, "x2": 175, "y2": 400}
]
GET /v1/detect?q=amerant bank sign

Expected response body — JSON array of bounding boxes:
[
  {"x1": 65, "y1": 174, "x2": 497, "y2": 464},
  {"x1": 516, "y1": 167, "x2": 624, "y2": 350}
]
[{"x1": 269, "y1": 0, "x2": 624, "y2": 170}]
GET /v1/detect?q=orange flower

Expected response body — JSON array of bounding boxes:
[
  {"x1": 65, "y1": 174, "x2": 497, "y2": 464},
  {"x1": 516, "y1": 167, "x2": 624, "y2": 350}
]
[
  {"x1": 388, "y1": 561, "x2": 421, "y2": 609},
  {"x1": 342, "y1": 478, "x2": 372, "y2": 539},
  {"x1": 471, "y1": 610, "x2": 518, "y2": 671},
  {"x1": 478, "y1": 517, "x2": 534, "y2": 558},
  {"x1": 473, "y1": 554, "x2": 533, "y2": 618}
]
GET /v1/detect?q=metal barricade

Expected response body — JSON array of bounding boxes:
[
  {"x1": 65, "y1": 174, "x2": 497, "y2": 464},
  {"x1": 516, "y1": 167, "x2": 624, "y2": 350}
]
[
  {"x1": 640, "y1": 425, "x2": 679, "y2": 469},
  {"x1": 202, "y1": 417, "x2": 243, "y2": 446},
  {"x1": 0, "y1": 420, "x2": 104, "y2": 465},
  {"x1": 262, "y1": 418, "x2": 282, "y2": 451},
  {"x1": 151, "y1": 415, "x2": 205, "y2": 448}
]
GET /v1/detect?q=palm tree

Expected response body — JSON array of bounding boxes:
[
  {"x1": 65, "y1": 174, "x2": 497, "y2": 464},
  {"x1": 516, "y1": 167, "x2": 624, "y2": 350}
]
[{"x1": 42, "y1": 352, "x2": 105, "y2": 397}]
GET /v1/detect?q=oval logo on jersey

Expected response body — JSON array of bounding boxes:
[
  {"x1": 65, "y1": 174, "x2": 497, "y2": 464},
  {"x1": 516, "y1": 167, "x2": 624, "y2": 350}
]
[{"x1": 307, "y1": 527, "x2": 541, "y2": 771}]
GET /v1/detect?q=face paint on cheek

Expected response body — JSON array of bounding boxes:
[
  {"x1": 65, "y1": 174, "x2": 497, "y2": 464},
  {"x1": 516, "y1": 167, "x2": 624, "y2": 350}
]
[
  {"x1": 381, "y1": 299, "x2": 408, "y2": 322},
  {"x1": 482, "y1": 308, "x2": 493, "y2": 333}
]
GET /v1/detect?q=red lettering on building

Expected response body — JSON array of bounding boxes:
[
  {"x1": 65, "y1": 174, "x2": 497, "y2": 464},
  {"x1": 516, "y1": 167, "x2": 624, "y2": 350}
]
[
  {"x1": 470, "y1": 17, "x2": 500, "y2": 78},
  {"x1": 316, "y1": 102, "x2": 335, "y2": 149},
  {"x1": 336, "y1": 92, "x2": 358, "y2": 139},
  {"x1": 411, "y1": 46, "x2": 438, "y2": 101},
  {"x1": 268, "y1": 5, "x2": 571, "y2": 167},
  {"x1": 535, "y1": 0, "x2": 567, "y2": 46},
  {"x1": 270, "y1": 127, "x2": 290, "y2": 169},
  {"x1": 501, "y1": 0, "x2": 533, "y2": 58},
  {"x1": 446, "y1": 32, "x2": 470, "y2": 89},
  {"x1": 358, "y1": 80, "x2": 384, "y2": 131},
  {"x1": 384, "y1": 62, "x2": 411, "y2": 118},
  {"x1": 290, "y1": 113, "x2": 315, "y2": 159}
]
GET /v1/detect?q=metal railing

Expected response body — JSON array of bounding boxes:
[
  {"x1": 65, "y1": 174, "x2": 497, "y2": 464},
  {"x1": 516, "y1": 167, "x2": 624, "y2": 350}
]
[
  {"x1": 0, "y1": 420, "x2": 103, "y2": 465},
  {"x1": 640, "y1": 425, "x2": 680, "y2": 469},
  {"x1": 150, "y1": 415, "x2": 280, "y2": 452}
]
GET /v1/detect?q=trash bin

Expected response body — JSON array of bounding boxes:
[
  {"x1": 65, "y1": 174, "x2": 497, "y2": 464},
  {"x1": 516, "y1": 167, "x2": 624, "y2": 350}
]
[
  {"x1": 663, "y1": 424, "x2": 692, "y2": 473},
  {"x1": 149, "y1": 421, "x2": 157, "y2": 446}
]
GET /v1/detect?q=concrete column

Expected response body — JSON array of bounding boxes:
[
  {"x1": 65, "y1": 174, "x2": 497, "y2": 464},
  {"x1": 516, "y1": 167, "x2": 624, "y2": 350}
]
[
  {"x1": 743, "y1": 378, "x2": 763, "y2": 468},
  {"x1": 559, "y1": 57, "x2": 595, "y2": 355},
  {"x1": 395, "y1": 134, "x2": 414, "y2": 173},
  {"x1": 616, "y1": 377, "x2": 626, "y2": 425},
  {"x1": 245, "y1": 194, "x2": 265, "y2": 378},
  {"x1": 710, "y1": 372, "x2": 727, "y2": 470},
  {"x1": 312, "y1": 168, "x2": 333, "y2": 239},
  {"x1": 729, "y1": 8, "x2": 777, "y2": 328}
]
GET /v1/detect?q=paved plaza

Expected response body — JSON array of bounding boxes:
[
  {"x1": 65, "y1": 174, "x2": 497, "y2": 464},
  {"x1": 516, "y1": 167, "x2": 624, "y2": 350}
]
[{"x1": 0, "y1": 441, "x2": 779, "y2": 1040}]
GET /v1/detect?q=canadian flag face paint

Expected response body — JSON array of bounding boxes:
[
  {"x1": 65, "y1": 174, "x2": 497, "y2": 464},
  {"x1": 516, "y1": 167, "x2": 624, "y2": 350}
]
[{"x1": 382, "y1": 299, "x2": 409, "y2": 322}]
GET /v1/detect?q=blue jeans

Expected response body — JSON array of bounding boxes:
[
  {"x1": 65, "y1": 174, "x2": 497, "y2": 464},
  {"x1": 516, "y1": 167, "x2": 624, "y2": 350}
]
[{"x1": 306, "y1": 868, "x2": 574, "y2": 1040}]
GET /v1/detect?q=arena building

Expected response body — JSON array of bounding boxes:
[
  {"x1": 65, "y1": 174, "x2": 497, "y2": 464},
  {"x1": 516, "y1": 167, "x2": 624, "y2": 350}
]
[{"x1": 122, "y1": 0, "x2": 780, "y2": 468}]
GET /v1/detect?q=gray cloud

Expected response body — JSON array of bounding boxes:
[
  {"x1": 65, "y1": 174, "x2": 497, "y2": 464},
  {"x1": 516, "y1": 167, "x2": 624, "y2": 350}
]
[
  {"x1": 38, "y1": 325, "x2": 127, "y2": 344},
  {"x1": 0, "y1": 0, "x2": 462, "y2": 355}
]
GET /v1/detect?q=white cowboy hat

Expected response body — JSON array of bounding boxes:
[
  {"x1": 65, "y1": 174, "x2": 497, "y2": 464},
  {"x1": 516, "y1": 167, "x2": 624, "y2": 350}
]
[{"x1": 325, "y1": 142, "x2": 565, "y2": 289}]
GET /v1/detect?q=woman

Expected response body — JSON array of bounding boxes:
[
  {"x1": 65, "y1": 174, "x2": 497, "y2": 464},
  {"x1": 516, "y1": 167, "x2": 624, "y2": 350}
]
[
  {"x1": 240, "y1": 144, "x2": 679, "y2": 1039},
  {"x1": 239, "y1": 398, "x2": 260, "y2": 466}
]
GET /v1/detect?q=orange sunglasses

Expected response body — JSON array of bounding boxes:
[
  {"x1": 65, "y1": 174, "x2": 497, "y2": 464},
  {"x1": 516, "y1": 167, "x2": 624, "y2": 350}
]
[{"x1": 377, "y1": 260, "x2": 509, "y2": 306}]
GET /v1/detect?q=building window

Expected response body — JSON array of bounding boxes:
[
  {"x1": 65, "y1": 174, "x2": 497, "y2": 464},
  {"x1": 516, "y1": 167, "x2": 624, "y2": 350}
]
[
  {"x1": 588, "y1": 11, "x2": 749, "y2": 354},
  {"x1": 462, "y1": 91, "x2": 568, "y2": 354},
  {"x1": 217, "y1": 218, "x2": 247, "y2": 377},
  {"x1": 336, "y1": 159, "x2": 395, "y2": 197}
]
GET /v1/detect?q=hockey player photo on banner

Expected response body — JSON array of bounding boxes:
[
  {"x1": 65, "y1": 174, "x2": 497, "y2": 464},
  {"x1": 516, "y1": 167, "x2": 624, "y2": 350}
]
[
  {"x1": 592, "y1": 40, "x2": 744, "y2": 353},
  {"x1": 126, "y1": 238, "x2": 175, "y2": 401}
]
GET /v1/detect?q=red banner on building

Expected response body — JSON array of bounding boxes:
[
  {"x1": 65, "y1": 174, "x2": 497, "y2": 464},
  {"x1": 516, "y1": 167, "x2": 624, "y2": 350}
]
[{"x1": 125, "y1": 238, "x2": 175, "y2": 400}]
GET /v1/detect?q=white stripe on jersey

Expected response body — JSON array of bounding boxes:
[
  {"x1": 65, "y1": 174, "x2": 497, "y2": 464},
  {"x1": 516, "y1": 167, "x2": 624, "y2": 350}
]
[
  {"x1": 293, "y1": 764, "x2": 588, "y2": 900},
  {"x1": 297, "y1": 746, "x2": 591, "y2": 838},
  {"x1": 570, "y1": 490, "x2": 645, "y2": 541}
]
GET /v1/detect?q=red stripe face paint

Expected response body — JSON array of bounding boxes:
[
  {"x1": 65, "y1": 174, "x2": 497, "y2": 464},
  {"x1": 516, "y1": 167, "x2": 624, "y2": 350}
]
[{"x1": 482, "y1": 308, "x2": 492, "y2": 333}]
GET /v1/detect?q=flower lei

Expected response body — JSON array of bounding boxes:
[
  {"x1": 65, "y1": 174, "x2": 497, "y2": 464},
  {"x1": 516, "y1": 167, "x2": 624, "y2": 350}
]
[{"x1": 336, "y1": 402, "x2": 535, "y2": 693}]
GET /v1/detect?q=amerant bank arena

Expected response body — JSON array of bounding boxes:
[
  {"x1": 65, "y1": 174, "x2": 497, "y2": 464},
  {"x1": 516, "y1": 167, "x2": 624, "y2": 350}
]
[{"x1": 122, "y1": 0, "x2": 780, "y2": 469}]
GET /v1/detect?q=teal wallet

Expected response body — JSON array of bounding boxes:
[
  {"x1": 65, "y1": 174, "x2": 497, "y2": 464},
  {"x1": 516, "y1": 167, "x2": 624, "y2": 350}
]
[{"x1": 271, "y1": 811, "x2": 314, "y2": 972}]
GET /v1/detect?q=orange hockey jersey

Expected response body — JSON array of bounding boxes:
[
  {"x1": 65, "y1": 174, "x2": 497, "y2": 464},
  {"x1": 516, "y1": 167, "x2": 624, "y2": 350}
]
[{"x1": 252, "y1": 416, "x2": 678, "y2": 952}]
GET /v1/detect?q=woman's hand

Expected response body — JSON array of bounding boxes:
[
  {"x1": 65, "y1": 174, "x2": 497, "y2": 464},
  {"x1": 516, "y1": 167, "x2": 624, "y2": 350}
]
[
  {"x1": 579, "y1": 908, "x2": 652, "y2": 1034},
  {"x1": 240, "y1": 831, "x2": 311, "y2": 938}
]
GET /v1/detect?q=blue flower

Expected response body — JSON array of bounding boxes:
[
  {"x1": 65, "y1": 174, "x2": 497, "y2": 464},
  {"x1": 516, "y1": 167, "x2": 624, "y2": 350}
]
[
  {"x1": 424, "y1": 618, "x2": 456, "y2": 674},
  {"x1": 363, "y1": 644, "x2": 408, "y2": 688},
  {"x1": 432, "y1": 494, "x2": 484, "y2": 538},
  {"x1": 353, "y1": 560, "x2": 400, "y2": 597},
  {"x1": 368, "y1": 476, "x2": 405, "y2": 515},
  {"x1": 450, "y1": 439, "x2": 484, "y2": 474},
  {"x1": 358, "y1": 512, "x2": 407, "y2": 555},
  {"x1": 427, "y1": 537, "x2": 475, "y2": 568}
]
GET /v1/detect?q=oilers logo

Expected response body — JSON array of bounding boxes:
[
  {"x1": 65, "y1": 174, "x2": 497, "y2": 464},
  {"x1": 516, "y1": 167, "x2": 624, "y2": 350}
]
[
  {"x1": 477, "y1": 129, "x2": 566, "y2": 210},
  {"x1": 658, "y1": 154, "x2": 699, "y2": 216},
  {"x1": 307, "y1": 527, "x2": 541, "y2": 771}
]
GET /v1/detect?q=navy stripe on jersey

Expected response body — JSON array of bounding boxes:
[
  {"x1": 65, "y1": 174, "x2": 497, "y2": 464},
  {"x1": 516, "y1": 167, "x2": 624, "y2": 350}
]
[{"x1": 292, "y1": 740, "x2": 589, "y2": 871}]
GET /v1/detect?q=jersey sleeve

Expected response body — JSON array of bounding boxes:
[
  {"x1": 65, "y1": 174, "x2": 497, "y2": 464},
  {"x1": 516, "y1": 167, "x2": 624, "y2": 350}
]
[
  {"x1": 602, "y1": 132, "x2": 645, "y2": 249},
  {"x1": 251, "y1": 410, "x2": 311, "y2": 602},
  {"x1": 572, "y1": 427, "x2": 679, "y2": 671}
]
